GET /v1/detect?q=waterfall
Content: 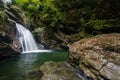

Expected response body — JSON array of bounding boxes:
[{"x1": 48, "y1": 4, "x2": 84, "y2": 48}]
[
  {"x1": 15, "y1": 23, "x2": 38, "y2": 52},
  {"x1": 2, "y1": 0, "x2": 12, "y2": 3}
]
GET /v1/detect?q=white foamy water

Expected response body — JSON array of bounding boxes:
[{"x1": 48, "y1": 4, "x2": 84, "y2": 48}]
[
  {"x1": 2, "y1": 0, "x2": 12, "y2": 3},
  {"x1": 22, "y1": 50, "x2": 52, "y2": 54},
  {"x1": 16, "y1": 23, "x2": 40, "y2": 52}
]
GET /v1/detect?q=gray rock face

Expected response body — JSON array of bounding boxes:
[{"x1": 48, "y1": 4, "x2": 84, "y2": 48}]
[
  {"x1": 69, "y1": 33, "x2": 120, "y2": 80},
  {"x1": 34, "y1": 28, "x2": 67, "y2": 50},
  {"x1": 0, "y1": 18, "x2": 20, "y2": 59},
  {"x1": 39, "y1": 61, "x2": 82, "y2": 80},
  {"x1": 5, "y1": 5, "x2": 30, "y2": 27},
  {"x1": 100, "y1": 63, "x2": 120, "y2": 80},
  {"x1": 0, "y1": 1, "x2": 32, "y2": 59},
  {"x1": 0, "y1": 4, "x2": 25, "y2": 59}
]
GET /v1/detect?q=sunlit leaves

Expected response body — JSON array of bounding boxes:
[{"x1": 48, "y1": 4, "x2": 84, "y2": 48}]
[
  {"x1": 14, "y1": 0, "x2": 102, "y2": 30},
  {"x1": 31, "y1": 0, "x2": 40, "y2": 3},
  {"x1": 41, "y1": 13, "x2": 48, "y2": 19},
  {"x1": 40, "y1": 0, "x2": 57, "y2": 12},
  {"x1": 27, "y1": 4, "x2": 38, "y2": 11},
  {"x1": 85, "y1": 19, "x2": 107, "y2": 30},
  {"x1": 14, "y1": 0, "x2": 29, "y2": 6},
  {"x1": 0, "y1": 11, "x2": 6, "y2": 25}
]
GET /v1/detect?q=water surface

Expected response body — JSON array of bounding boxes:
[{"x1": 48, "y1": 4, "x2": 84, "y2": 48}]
[{"x1": 0, "y1": 50, "x2": 68, "y2": 80}]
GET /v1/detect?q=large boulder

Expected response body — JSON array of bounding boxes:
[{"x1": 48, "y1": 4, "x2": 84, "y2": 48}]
[{"x1": 69, "y1": 33, "x2": 120, "y2": 80}]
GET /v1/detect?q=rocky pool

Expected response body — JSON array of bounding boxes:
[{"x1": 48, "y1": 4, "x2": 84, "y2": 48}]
[{"x1": 0, "y1": 50, "x2": 68, "y2": 80}]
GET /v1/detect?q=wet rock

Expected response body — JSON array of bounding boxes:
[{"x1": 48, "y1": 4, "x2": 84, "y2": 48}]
[
  {"x1": 39, "y1": 61, "x2": 82, "y2": 80},
  {"x1": 34, "y1": 28, "x2": 66, "y2": 50},
  {"x1": 69, "y1": 33, "x2": 120, "y2": 80},
  {"x1": 0, "y1": 42, "x2": 19, "y2": 59},
  {"x1": 0, "y1": 20, "x2": 20, "y2": 59},
  {"x1": 5, "y1": 5, "x2": 30, "y2": 27},
  {"x1": 0, "y1": 5, "x2": 20, "y2": 59}
]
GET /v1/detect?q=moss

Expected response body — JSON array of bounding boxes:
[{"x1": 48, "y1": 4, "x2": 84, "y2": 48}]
[{"x1": 0, "y1": 11, "x2": 6, "y2": 25}]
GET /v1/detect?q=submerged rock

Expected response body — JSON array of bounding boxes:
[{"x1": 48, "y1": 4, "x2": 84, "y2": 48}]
[
  {"x1": 69, "y1": 33, "x2": 120, "y2": 80},
  {"x1": 39, "y1": 61, "x2": 82, "y2": 80}
]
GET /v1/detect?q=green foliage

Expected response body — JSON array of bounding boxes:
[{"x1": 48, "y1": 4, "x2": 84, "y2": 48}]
[
  {"x1": 13, "y1": 0, "x2": 119, "y2": 37},
  {"x1": 80, "y1": 18, "x2": 86, "y2": 26},
  {"x1": 32, "y1": 0, "x2": 40, "y2": 3},
  {"x1": 27, "y1": 4, "x2": 38, "y2": 11},
  {"x1": 13, "y1": 0, "x2": 99, "y2": 29},
  {"x1": 0, "y1": 11, "x2": 5, "y2": 25},
  {"x1": 79, "y1": 17, "x2": 108, "y2": 34},
  {"x1": 0, "y1": 1, "x2": 5, "y2": 25},
  {"x1": 14, "y1": 0, "x2": 29, "y2": 6},
  {"x1": 14, "y1": 0, "x2": 64, "y2": 28},
  {"x1": 85, "y1": 19, "x2": 106, "y2": 30}
]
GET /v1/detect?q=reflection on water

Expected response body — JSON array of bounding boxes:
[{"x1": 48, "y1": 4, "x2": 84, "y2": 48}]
[
  {"x1": 0, "y1": 50, "x2": 68, "y2": 80},
  {"x1": 17, "y1": 54, "x2": 37, "y2": 74}
]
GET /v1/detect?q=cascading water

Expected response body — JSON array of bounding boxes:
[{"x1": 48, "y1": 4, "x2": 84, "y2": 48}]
[
  {"x1": 16, "y1": 23, "x2": 38, "y2": 52},
  {"x1": 2, "y1": 0, "x2": 12, "y2": 3}
]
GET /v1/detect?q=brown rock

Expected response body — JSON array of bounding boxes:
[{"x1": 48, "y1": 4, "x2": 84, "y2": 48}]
[{"x1": 69, "y1": 33, "x2": 120, "y2": 80}]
